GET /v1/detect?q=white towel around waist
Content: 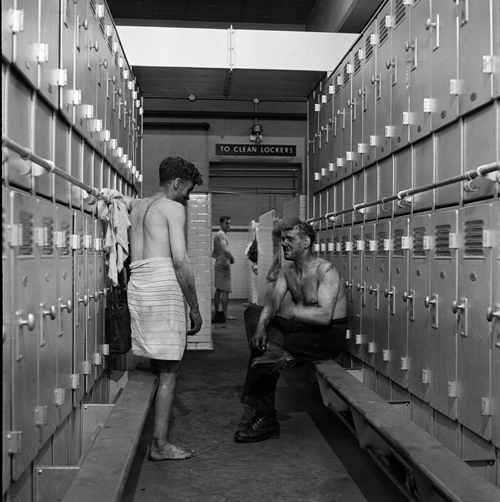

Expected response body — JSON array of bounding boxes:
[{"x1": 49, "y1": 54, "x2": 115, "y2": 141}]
[{"x1": 127, "y1": 257, "x2": 186, "y2": 360}]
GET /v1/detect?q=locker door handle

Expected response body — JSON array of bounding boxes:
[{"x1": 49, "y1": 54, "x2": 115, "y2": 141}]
[
  {"x1": 425, "y1": 18, "x2": 437, "y2": 31},
  {"x1": 77, "y1": 294, "x2": 88, "y2": 307},
  {"x1": 18, "y1": 312, "x2": 35, "y2": 331},
  {"x1": 424, "y1": 296, "x2": 436, "y2": 307},
  {"x1": 88, "y1": 291, "x2": 99, "y2": 302},
  {"x1": 60, "y1": 299, "x2": 73, "y2": 313},
  {"x1": 384, "y1": 288, "x2": 393, "y2": 298},
  {"x1": 41, "y1": 304, "x2": 57, "y2": 320},
  {"x1": 451, "y1": 300, "x2": 465, "y2": 313},
  {"x1": 486, "y1": 305, "x2": 500, "y2": 322},
  {"x1": 369, "y1": 285, "x2": 378, "y2": 295},
  {"x1": 425, "y1": 294, "x2": 439, "y2": 329},
  {"x1": 403, "y1": 291, "x2": 413, "y2": 302}
]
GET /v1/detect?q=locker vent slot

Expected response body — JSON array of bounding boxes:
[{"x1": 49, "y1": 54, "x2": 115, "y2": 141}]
[
  {"x1": 42, "y1": 217, "x2": 54, "y2": 256},
  {"x1": 412, "y1": 227, "x2": 426, "y2": 257},
  {"x1": 89, "y1": 0, "x2": 96, "y2": 17},
  {"x1": 354, "y1": 52, "x2": 361, "y2": 75},
  {"x1": 108, "y1": 36, "x2": 113, "y2": 54},
  {"x1": 335, "y1": 80, "x2": 341, "y2": 96},
  {"x1": 435, "y1": 225, "x2": 452, "y2": 259},
  {"x1": 60, "y1": 222, "x2": 71, "y2": 256},
  {"x1": 393, "y1": 229, "x2": 404, "y2": 257},
  {"x1": 333, "y1": 236, "x2": 340, "y2": 256},
  {"x1": 353, "y1": 234, "x2": 361, "y2": 256},
  {"x1": 19, "y1": 211, "x2": 34, "y2": 257},
  {"x1": 114, "y1": 52, "x2": 119, "y2": 70},
  {"x1": 99, "y1": 17, "x2": 106, "y2": 37},
  {"x1": 379, "y1": 22, "x2": 389, "y2": 47},
  {"x1": 464, "y1": 220, "x2": 485, "y2": 259},
  {"x1": 77, "y1": 227, "x2": 84, "y2": 256},
  {"x1": 341, "y1": 235, "x2": 349, "y2": 256},
  {"x1": 395, "y1": 0, "x2": 406, "y2": 27},
  {"x1": 365, "y1": 34, "x2": 374, "y2": 61},
  {"x1": 343, "y1": 64, "x2": 350, "y2": 86},
  {"x1": 364, "y1": 233, "x2": 373, "y2": 257},
  {"x1": 2, "y1": 204, "x2": 7, "y2": 260},
  {"x1": 377, "y1": 232, "x2": 387, "y2": 257}
]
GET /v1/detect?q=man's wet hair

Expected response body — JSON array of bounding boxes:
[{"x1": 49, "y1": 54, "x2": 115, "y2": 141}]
[
  {"x1": 272, "y1": 227, "x2": 282, "y2": 238},
  {"x1": 159, "y1": 157, "x2": 203, "y2": 186},
  {"x1": 219, "y1": 216, "x2": 231, "y2": 224},
  {"x1": 279, "y1": 218, "x2": 316, "y2": 246}
]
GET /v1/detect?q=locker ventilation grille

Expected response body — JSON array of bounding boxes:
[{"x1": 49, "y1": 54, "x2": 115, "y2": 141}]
[
  {"x1": 333, "y1": 236, "x2": 340, "y2": 256},
  {"x1": 108, "y1": 36, "x2": 113, "y2": 54},
  {"x1": 364, "y1": 233, "x2": 373, "y2": 257},
  {"x1": 353, "y1": 234, "x2": 361, "y2": 256},
  {"x1": 354, "y1": 52, "x2": 361, "y2": 75},
  {"x1": 19, "y1": 211, "x2": 34, "y2": 257},
  {"x1": 42, "y1": 217, "x2": 54, "y2": 256},
  {"x1": 365, "y1": 34, "x2": 374, "y2": 61},
  {"x1": 90, "y1": 0, "x2": 96, "y2": 17},
  {"x1": 464, "y1": 220, "x2": 485, "y2": 258},
  {"x1": 341, "y1": 235, "x2": 349, "y2": 255},
  {"x1": 379, "y1": 22, "x2": 389, "y2": 47},
  {"x1": 377, "y1": 232, "x2": 387, "y2": 257},
  {"x1": 395, "y1": 0, "x2": 406, "y2": 27},
  {"x1": 77, "y1": 226, "x2": 84, "y2": 256},
  {"x1": 335, "y1": 79, "x2": 341, "y2": 96},
  {"x1": 343, "y1": 64, "x2": 350, "y2": 86},
  {"x1": 60, "y1": 221, "x2": 71, "y2": 256},
  {"x1": 435, "y1": 225, "x2": 452, "y2": 259},
  {"x1": 393, "y1": 229, "x2": 404, "y2": 257},
  {"x1": 99, "y1": 17, "x2": 106, "y2": 37},
  {"x1": 412, "y1": 227, "x2": 426, "y2": 257}
]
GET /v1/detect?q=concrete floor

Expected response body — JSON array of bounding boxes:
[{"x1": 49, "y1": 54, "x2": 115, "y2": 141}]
[{"x1": 121, "y1": 300, "x2": 408, "y2": 502}]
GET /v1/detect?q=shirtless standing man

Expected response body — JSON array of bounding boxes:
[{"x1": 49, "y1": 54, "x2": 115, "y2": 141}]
[
  {"x1": 124, "y1": 156, "x2": 203, "y2": 460},
  {"x1": 212, "y1": 216, "x2": 235, "y2": 322},
  {"x1": 234, "y1": 218, "x2": 347, "y2": 443}
]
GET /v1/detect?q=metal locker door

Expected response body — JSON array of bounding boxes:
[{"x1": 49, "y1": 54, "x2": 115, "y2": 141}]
[
  {"x1": 71, "y1": 130, "x2": 83, "y2": 209},
  {"x1": 463, "y1": 103, "x2": 498, "y2": 202},
  {"x1": 407, "y1": 214, "x2": 431, "y2": 403},
  {"x1": 458, "y1": 0, "x2": 495, "y2": 116},
  {"x1": 94, "y1": 153, "x2": 103, "y2": 191},
  {"x1": 73, "y1": 211, "x2": 86, "y2": 405},
  {"x1": 338, "y1": 228, "x2": 352, "y2": 288},
  {"x1": 490, "y1": 201, "x2": 500, "y2": 448},
  {"x1": 361, "y1": 20, "x2": 378, "y2": 168},
  {"x1": 85, "y1": 215, "x2": 97, "y2": 392},
  {"x1": 2, "y1": 0, "x2": 14, "y2": 63},
  {"x1": 12, "y1": 0, "x2": 39, "y2": 88},
  {"x1": 390, "y1": 0, "x2": 411, "y2": 152},
  {"x1": 373, "y1": 221, "x2": 391, "y2": 376},
  {"x1": 409, "y1": 0, "x2": 432, "y2": 143},
  {"x1": 343, "y1": 177, "x2": 353, "y2": 226},
  {"x1": 2, "y1": 187, "x2": 12, "y2": 493},
  {"x1": 10, "y1": 191, "x2": 39, "y2": 481},
  {"x1": 38, "y1": 0, "x2": 60, "y2": 109},
  {"x1": 340, "y1": 54, "x2": 353, "y2": 180},
  {"x1": 349, "y1": 225, "x2": 363, "y2": 359},
  {"x1": 393, "y1": 148, "x2": 412, "y2": 216},
  {"x1": 94, "y1": 29, "x2": 109, "y2": 157},
  {"x1": 55, "y1": 206, "x2": 73, "y2": 425},
  {"x1": 388, "y1": 217, "x2": 410, "y2": 388},
  {"x1": 334, "y1": 182, "x2": 343, "y2": 222},
  {"x1": 377, "y1": 156, "x2": 394, "y2": 219},
  {"x1": 457, "y1": 204, "x2": 494, "y2": 441},
  {"x1": 102, "y1": 160, "x2": 111, "y2": 189},
  {"x1": 359, "y1": 224, "x2": 376, "y2": 365},
  {"x1": 412, "y1": 135, "x2": 434, "y2": 212},
  {"x1": 352, "y1": 170, "x2": 364, "y2": 224},
  {"x1": 374, "y1": 2, "x2": 393, "y2": 161},
  {"x1": 429, "y1": 210, "x2": 458, "y2": 420},
  {"x1": 34, "y1": 95, "x2": 54, "y2": 199},
  {"x1": 332, "y1": 69, "x2": 343, "y2": 185},
  {"x1": 323, "y1": 74, "x2": 335, "y2": 188},
  {"x1": 320, "y1": 191, "x2": 328, "y2": 231},
  {"x1": 435, "y1": 121, "x2": 462, "y2": 208},
  {"x1": 83, "y1": 142, "x2": 93, "y2": 197},
  {"x1": 364, "y1": 164, "x2": 378, "y2": 222},
  {"x1": 60, "y1": 0, "x2": 77, "y2": 125},
  {"x1": 317, "y1": 87, "x2": 329, "y2": 191},
  {"x1": 55, "y1": 116, "x2": 71, "y2": 205},
  {"x1": 429, "y1": 0, "x2": 459, "y2": 131},
  {"x1": 310, "y1": 88, "x2": 321, "y2": 193},
  {"x1": 95, "y1": 218, "x2": 107, "y2": 377},
  {"x1": 36, "y1": 199, "x2": 59, "y2": 446},
  {"x1": 351, "y1": 40, "x2": 364, "y2": 174}
]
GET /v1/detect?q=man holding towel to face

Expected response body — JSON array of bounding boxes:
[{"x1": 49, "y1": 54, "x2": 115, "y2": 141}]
[{"x1": 123, "y1": 157, "x2": 203, "y2": 461}]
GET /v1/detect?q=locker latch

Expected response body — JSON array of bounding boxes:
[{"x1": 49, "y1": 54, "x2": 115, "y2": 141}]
[
  {"x1": 357, "y1": 282, "x2": 366, "y2": 306},
  {"x1": 486, "y1": 304, "x2": 500, "y2": 348},
  {"x1": 6, "y1": 431, "x2": 22, "y2": 454},
  {"x1": 452, "y1": 297, "x2": 468, "y2": 337},
  {"x1": 35, "y1": 406, "x2": 48, "y2": 427},
  {"x1": 55, "y1": 388, "x2": 66, "y2": 407},
  {"x1": 425, "y1": 294, "x2": 439, "y2": 329},
  {"x1": 369, "y1": 284, "x2": 379, "y2": 311},
  {"x1": 403, "y1": 290, "x2": 415, "y2": 321},
  {"x1": 384, "y1": 287, "x2": 396, "y2": 316}
]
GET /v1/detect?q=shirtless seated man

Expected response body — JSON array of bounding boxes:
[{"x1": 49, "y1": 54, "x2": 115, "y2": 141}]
[
  {"x1": 124, "y1": 156, "x2": 203, "y2": 460},
  {"x1": 234, "y1": 218, "x2": 347, "y2": 443}
]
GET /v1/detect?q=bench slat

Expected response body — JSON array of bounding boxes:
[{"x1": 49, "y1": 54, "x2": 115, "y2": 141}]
[
  {"x1": 313, "y1": 360, "x2": 500, "y2": 502},
  {"x1": 63, "y1": 370, "x2": 158, "y2": 502}
]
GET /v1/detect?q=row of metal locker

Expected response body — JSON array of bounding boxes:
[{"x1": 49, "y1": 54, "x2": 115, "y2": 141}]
[
  {"x1": 2, "y1": 188, "x2": 120, "y2": 484},
  {"x1": 2, "y1": 0, "x2": 143, "y2": 178},
  {"x1": 313, "y1": 202, "x2": 499, "y2": 447},
  {"x1": 309, "y1": 0, "x2": 500, "y2": 193}
]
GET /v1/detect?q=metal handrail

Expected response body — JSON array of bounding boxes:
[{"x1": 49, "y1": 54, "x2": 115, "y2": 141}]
[
  {"x1": 307, "y1": 161, "x2": 500, "y2": 224},
  {"x1": 2, "y1": 135, "x2": 114, "y2": 203}
]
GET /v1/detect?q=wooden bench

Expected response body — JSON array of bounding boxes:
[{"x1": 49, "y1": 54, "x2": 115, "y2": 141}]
[
  {"x1": 62, "y1": 368, "x2": 158, "y2": 502},
  {"x1": 308, "y1": 360, "x2": 500, "y2": 502}
]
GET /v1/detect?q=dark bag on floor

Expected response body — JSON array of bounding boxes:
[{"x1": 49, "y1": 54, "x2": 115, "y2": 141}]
[{"x1": 105, "y1": 292, "x2": 132, "y2": 354}]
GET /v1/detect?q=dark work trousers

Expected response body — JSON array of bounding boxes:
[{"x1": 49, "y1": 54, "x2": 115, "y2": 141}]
[{"x1": 240, "y1": 304, "x2": 347, "y2": 413}]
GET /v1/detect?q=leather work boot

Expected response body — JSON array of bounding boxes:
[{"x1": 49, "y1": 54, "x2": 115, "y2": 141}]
[
  {"x1": 234, "y1": 410, "x2": 280, "y2": 443},
  {"x1": 250, "y1": 346, "x2": 296, "y2": 375}
]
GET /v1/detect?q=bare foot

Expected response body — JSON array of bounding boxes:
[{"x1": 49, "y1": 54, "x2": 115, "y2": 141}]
[{"x1": 148, "y1": 443, "x2": 195, "y2": 461}]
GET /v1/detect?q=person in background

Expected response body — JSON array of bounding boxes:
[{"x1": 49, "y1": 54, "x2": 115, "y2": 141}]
[
  {"x1": 234, "y1": 218, "x2": 347, "y2": 443},
  {"x1": 124, "y1": 156, "x2": 203, "y2": 460},
  {"x1": 212, "y1": 216, "x2": 235, "y2": 323}
]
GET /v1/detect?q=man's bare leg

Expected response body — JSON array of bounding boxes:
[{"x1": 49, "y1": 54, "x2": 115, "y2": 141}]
[
  {"x1": 221, "y1": 290, "x2": 233, "y2": 318},
  {"x1": 149, "y1": 360, "x2": 195, "y2": 461},
  {"x1": 213, "y1": 289, "x2": 222, "y2": 312}
]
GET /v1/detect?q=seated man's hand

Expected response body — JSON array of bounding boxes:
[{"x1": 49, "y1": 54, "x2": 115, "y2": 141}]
[
  {"x1": 251, "y1": 326, "x2": 267, "y2": 352},
  {"x1": 187, "y1": 309, "x2": 203, "y2": 336}
]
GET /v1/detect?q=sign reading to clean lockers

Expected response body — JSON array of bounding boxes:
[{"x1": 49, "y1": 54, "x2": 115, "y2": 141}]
[{"x1": 216, "y1": 144, "x2": 297, "y2": 156}]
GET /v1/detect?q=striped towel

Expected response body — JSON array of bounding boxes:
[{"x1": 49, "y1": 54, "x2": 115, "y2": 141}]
[{"x1": 127, "y1": 257, "x2": 186, "y2": 360}]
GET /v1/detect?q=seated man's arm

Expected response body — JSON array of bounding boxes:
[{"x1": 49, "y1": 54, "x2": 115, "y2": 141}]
[{"x1": 292, "y1": 263, "x2": 339, "y2": 326}]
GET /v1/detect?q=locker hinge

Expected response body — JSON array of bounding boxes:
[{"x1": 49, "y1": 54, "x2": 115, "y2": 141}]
[
  {"x1": 83, "y1": 235, "x2": 92, "y2": 249},
  {"x1": 383, "y1": 239, "x2": 393, "y2": 251},
  {"x1": 9, "y1": 224, "x2": 22, "y2": 247},
  {"x1": 423, "y1": 236, "x2": 434, "y2": 250},
  {"x1": 368, "y1": 341, "x2": 376, "y2": 354},
  {"x1": 35, "y1": 406, "x2": 48, "y2": 427},
  {"x1": 482, "y1": 230, "x2": 492, "y2": 248},
  {"x1": 71, "y1": 374, "x2": 80, "y2": 389},
  {"x1": 383, "y1": 349, "x2": 390, "y2": 361},
  {"x1": 313, "y1": 243, "x2": 320, "y2": 253},
  {"x1": 67, "y1": 89, "x2": 82, "y2": 105},
  {"x1": 449, "y1": 233, "x2": 459, "y2": 249},
  {"x1": 55, "y1": 388, "x2": 66, "y2": 406},
  {"x1": 101, "y1": 344, "x2": 110, "y2": 356},
  {"x1": 481, "y1": 398, "x2": 492, "y2": 416},
  {"x1": 400, "y1": 357, "x2": 409, "y2": 371},
  {"x1": 36, "y1": 43, "x2": 49, "y2": 63},
  {"x1": 385, "y1": 15, "x2": 395, "y2": 29},
  {"x1": 96, "y1": 4, "x2": 105, "y2": 17},
  {"x1": 422, "y1": 369, "x2": 430, "y2": 385},
  {"x1": 401, "y1": 236, "x2": 413, "y2": 249},
  {"x1": 482, "y1": 56, "x2": 494, "y2": 74},
  {"x1": 355, "y1": 334, "x2": 367, "y2": 346},
  {"x1": 94, "y1": 237, "x2": 103, "y2": 251},
  {"x1": 70, "y1": 234, "x2": 79, "y2": 249},
  {"x1": 54, "y1": 231, "x2": 67, "y2": 248},
  {"x1": 10, "y1": 9, "x2": 24, "y2": 33},
  {"x1": 6, "y1": 431, "x2": 22, "y2": 454},
  {"x1": 369, "y1": 240, "x2": 377, "y2": 252},
  {"x1": 345, "y1": 242, "x2": 352, "y2": 252},
  {"x1": 447, "y1": 381, "x2": 458, "y2": 398},
  {"x1": 83, "y1": 361, "x2": 92, "y2": 374},
  {"x1": 328, "y1": 85, "x2": 334, "y2": 95},
  {"x1": 356, "y1": 240, "x2": 364, "y2": 251},
  {"x1": 345, "y1": 330, "x2": 351, "y2": 340},
  {"x1": 449, "y1": 79, "x2": 460, "y2": 96},
  {"x1": 35, "y1": 227, "x2": 49, "y2": 247},
  {"x1": 93, "y1": 353, "x2": 102, "y2": 366}
]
